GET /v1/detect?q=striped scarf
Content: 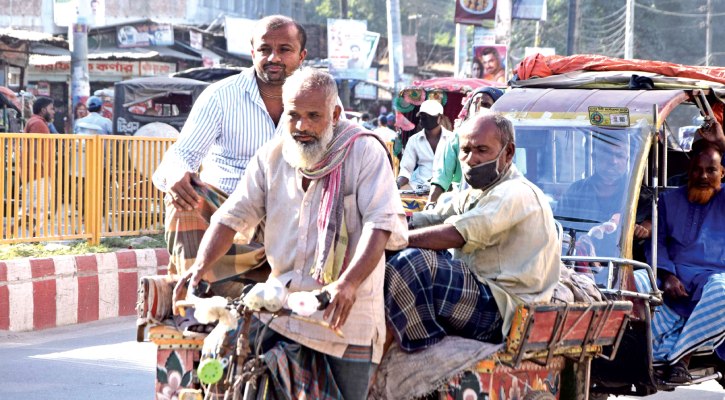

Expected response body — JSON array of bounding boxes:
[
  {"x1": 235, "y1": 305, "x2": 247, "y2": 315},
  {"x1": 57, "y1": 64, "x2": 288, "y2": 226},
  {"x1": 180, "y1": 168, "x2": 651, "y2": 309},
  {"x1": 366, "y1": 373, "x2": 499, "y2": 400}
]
[{"x1": 299, "y1": 120, "x2": 378, "y2": 284}]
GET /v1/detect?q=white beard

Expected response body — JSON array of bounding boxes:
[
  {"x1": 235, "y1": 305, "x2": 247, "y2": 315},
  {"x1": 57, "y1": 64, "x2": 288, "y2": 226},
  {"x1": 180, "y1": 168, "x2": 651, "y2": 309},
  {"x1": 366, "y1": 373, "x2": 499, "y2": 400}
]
[{"x1": 282, "y1": 123, "x2": 335, "y2": 170}]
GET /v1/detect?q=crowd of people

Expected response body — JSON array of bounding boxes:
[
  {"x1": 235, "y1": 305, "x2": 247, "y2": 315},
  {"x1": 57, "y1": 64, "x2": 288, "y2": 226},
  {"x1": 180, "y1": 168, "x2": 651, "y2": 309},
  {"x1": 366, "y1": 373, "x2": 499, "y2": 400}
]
[{"x1": 145, "y1": 13, "x2": 725, "y2": 397}]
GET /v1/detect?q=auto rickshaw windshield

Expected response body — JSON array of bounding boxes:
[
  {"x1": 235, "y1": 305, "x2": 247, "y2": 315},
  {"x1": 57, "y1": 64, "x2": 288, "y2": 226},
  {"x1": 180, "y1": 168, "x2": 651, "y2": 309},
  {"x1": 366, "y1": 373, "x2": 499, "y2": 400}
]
[{"x1": 511, "y1": 119, "x2": 651, "y2": 261}]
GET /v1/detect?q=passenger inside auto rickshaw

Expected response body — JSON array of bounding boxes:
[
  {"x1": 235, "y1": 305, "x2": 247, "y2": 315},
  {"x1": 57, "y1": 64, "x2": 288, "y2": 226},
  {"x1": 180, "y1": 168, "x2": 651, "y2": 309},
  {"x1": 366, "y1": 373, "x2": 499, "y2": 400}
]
[
  {"x1": 557, "y1": 134, "x2": 652, "y2": 260},
  {"x1": 396, "y1": 100, "x2": 454, "y2": 191},
  {"x1": 635, "y1": 118, "x2": 725, "y2": 384},
  {"x1": 427, "y1": 87, "x2": 504, "y2": 206}
]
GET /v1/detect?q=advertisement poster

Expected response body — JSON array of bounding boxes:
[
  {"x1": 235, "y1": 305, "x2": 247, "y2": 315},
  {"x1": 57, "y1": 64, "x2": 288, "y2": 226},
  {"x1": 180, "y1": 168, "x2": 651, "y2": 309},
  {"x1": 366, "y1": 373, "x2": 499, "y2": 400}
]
[
  {"x1": 402, "y1": 35, "x2": 418, "y2": 67},
  {"x1": 328, "y1": 19, "x2": 379, "y2": 80},
  {"x1": 117, "y1": 23, "x2": 174, "y2": 48},
  {"x1": 472, "y1": 45, "x2": 508, "y2": 83},
  {"x1": 455, "y1": 0, "x2": 497, "y2": 25},
  {"x1": 513, "y1": 0, "x2": 547, "y2": 21}
]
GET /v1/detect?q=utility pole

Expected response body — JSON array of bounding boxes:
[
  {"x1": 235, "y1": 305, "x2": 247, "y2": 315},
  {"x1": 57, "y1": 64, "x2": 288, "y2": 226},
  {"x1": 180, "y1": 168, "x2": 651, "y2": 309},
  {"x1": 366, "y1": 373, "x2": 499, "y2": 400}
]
[
  {"x1": 566, "y1": 0, "x2": 578, "y2": 56},
  {"x1": 339, "y1": 0, "x2": 350, "y2": 110},
  {"x1": 705, "y1": 0, "x2": 712, "y2": 66},
  {"x1": 624, "y1": 0, "x2": 634, "y2": 59},
  {"x1": 70, "y1": 0, "x2": 91, "y2": 129},
  {"x1": 386, "y1": 0, "x2": 404, "y2": 96}
]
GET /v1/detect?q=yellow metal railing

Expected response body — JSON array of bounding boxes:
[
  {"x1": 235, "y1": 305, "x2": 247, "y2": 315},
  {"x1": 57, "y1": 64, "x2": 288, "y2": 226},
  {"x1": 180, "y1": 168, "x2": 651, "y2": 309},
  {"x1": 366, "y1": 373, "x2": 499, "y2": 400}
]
[{"x1": 1, "y1": 133, "x2": 175, "y2": 244}]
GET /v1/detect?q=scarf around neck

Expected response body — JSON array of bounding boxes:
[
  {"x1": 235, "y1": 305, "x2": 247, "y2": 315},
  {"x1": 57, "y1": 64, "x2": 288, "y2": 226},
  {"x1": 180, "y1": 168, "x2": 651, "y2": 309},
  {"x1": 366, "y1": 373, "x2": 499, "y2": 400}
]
[{"x1": 299, "y1": 120, "x2": 385, "y2": 284}]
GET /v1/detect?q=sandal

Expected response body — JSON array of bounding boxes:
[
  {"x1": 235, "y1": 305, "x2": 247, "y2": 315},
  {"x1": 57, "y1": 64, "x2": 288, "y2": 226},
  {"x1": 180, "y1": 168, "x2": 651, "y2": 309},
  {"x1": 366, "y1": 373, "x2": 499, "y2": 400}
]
[
  {"x1": 173, "y1": 312, "x2": 216, "y2": 338},
  {"x1": 667, "y1": 360, "x2": 692, "y2": 384}
]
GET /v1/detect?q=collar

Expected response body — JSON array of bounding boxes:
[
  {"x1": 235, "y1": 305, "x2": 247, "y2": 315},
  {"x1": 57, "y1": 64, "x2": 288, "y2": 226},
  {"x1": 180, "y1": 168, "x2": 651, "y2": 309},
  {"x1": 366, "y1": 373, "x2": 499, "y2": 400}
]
[{"x1": 415, "y1": 127, "x2": 453, "y2": 140}]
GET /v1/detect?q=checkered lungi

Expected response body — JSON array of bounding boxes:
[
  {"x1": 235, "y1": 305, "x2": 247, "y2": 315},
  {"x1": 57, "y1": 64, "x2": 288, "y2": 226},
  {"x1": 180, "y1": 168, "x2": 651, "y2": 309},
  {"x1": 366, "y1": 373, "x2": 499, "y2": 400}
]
[
  {"x1": 385, "y1": 248, "x2": 503, "y2": 352},
  {"x1": 248, "y1": 318, "x2": 375, "y2": 400},
  {"x1": 634, "y1": 270, "x2": 725, "y2": 365},
  {"x1": 164, "y1": 183, "x2": 266, "y2": 283}
]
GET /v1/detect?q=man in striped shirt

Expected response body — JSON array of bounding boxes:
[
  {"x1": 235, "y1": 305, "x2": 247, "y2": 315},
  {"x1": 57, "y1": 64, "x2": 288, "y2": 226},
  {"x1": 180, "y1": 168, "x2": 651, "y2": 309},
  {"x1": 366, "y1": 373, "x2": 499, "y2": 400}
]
[{"x1": 152, "y1": 15, "x2": 308, "y2": 290}]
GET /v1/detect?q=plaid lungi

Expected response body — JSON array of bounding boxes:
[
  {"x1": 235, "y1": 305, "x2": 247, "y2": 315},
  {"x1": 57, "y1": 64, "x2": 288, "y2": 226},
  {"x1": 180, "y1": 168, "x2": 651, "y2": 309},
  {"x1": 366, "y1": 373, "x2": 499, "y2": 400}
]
[
  {"x1": 248, "y1": 319, "x2": 375, "y2": 400},
  {"x1": 634, "y1": 270, "x2": 725, "y2": 365},
  {"x1": 385, "y1": 248, "x2": 503, "y2": 352},
  {"x1": 164, "y1": 183, "x2": 266, "y2": 281}
]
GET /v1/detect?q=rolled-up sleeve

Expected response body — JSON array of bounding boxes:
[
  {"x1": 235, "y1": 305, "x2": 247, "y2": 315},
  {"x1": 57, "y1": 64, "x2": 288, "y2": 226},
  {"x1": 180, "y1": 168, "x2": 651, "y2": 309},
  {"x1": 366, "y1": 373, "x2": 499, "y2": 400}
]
[
  {"x1": 354, "y1": 138, "x2": 409, "y2": 250},
  {"x1": 152, "y1": 88, "x2": 222, "y2": 192}
]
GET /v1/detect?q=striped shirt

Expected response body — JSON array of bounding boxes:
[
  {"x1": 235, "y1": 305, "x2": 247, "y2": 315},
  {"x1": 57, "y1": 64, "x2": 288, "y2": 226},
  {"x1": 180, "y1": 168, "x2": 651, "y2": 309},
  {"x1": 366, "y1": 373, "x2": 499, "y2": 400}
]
[{"x1": 152, "y1": 68, "x2": 278, "y2": 195}]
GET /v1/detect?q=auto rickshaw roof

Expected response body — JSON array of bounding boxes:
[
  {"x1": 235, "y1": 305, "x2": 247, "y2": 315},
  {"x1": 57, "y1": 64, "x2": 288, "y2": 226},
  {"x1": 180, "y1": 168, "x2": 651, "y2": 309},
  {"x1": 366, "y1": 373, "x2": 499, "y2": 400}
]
[
  {"x1": 494, "y1": 87, "x2": 688, "y2": 124},
  {"x1": 115, "y1": 76, "x2": 210, "y2": 107}
]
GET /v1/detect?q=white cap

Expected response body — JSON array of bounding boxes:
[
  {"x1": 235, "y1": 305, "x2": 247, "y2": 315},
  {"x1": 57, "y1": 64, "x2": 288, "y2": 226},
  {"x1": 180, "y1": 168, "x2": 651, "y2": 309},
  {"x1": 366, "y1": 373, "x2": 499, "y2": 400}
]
[{"x1": 417, "y1": 100, "x2": 444, "y2": 116}]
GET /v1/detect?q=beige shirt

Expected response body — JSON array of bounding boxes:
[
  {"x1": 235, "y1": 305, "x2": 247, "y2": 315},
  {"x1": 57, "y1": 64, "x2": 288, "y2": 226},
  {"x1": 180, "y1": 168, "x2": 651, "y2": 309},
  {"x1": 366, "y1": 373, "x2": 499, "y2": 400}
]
[
  {"x1": 213, "y1": 121, "x2": 408, "y2": 363},
  {"x1": 411, "y1": 165, "x2": 560, "y2": 334}
]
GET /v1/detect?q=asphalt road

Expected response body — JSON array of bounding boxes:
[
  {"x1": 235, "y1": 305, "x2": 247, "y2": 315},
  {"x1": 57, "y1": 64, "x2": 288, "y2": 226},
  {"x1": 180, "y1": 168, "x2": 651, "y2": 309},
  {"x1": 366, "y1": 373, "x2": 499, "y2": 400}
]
[
  {"x1": 0, "y1": 317, "x2": 723, "y2": 400},
  {"x1": 0, "y1": 316, "x2": 154, "y2": 400}
]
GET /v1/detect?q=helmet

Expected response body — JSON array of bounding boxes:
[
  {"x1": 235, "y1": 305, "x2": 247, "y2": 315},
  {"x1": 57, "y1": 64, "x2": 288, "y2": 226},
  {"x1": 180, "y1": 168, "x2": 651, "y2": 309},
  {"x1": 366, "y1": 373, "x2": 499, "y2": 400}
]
[{"x1": 86, "y1": 96, "x2": 103, "y2": 110}]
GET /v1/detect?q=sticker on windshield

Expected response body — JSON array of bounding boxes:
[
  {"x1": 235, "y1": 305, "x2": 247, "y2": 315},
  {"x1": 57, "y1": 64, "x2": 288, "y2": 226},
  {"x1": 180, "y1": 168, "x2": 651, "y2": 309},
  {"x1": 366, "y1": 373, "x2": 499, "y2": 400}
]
[{"x1": 588, "y1": 106, "x2": 630, "y2": 127}]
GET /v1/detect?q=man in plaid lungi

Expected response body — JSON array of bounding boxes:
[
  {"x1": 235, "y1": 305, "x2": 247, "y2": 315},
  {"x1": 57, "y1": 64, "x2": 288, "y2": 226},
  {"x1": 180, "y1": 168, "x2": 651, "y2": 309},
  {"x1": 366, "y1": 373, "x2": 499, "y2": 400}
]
[
  {"x1": 152, "y1": 15, "x2": 308, "y2": 282},
  {"x1": 385, "y1": 112, "x2": 561, "y2": 352}
]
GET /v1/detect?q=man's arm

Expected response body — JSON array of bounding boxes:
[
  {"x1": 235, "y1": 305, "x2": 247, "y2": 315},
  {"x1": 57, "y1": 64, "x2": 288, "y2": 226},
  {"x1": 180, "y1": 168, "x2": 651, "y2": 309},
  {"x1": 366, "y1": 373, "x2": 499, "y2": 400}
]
[
  {"x1": 429, "y1": 136, "x2": 459, "y2": 203},
  {"x1": 152, "y1": 88, "x2": 222, "y2": 202},
  {"x1": 323, "y1": 228, "x2": 390, "y2": 330},
  {"x1": 698, "y1": 116, "x2": 725, "y2": 153},
  {"x1": 397, "y1": 139, "x2": 418, "y2": 188},
  {"x1": 408, "y1": 223, "x2": 465, "y2": 250},
  {"x1": 172, "y1": 221, "x2": 237, "y2": 309}
]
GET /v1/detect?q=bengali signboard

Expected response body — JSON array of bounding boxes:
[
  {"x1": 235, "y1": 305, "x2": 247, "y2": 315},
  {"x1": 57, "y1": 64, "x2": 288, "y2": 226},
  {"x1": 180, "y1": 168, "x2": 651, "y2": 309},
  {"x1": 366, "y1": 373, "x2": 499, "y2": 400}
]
[
  {"x1": 117, "y1": 22, "x2": 174, "y2": 48},
  {"x1": 455, "y1": 0, "x2": 497, "y2": 25},
  {"x1": 29, "y1": 60, "x2": 176, "y2": 77}
]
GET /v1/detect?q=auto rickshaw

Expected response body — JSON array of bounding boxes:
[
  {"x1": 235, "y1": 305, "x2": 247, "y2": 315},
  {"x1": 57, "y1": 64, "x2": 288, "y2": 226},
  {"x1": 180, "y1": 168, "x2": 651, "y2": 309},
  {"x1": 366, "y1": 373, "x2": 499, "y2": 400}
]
[
  {"x1": 484, "y1": 54, "x2": 725, "y2": 398},
  {"x1": 113, "y1": 76, "x2": 209, "y2": 136}
]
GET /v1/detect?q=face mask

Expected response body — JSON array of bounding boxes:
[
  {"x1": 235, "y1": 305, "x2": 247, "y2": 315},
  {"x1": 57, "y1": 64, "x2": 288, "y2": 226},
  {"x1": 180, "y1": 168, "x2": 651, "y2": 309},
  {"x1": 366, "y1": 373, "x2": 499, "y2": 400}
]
[
  {"x1": 419, "y1": 114, "x2": 439, "y2": 130},
  {"x1": 462, "y1": 145, "x2": 508, "y2": 190}
]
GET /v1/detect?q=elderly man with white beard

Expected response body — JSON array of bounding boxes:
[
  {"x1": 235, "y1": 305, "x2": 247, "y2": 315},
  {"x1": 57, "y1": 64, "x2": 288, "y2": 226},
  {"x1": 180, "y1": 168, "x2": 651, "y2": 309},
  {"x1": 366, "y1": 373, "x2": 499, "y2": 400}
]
[{"x1": 174, "y1": 67, "x2": 407, "y2": 399}]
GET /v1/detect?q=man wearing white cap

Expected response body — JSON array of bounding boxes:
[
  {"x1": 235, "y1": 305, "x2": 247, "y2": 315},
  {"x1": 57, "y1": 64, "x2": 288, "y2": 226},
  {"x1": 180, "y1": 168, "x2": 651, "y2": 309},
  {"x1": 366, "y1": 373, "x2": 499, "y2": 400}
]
[{"x1": 396, "y1": 100, "x2": 453, "y2": 190}]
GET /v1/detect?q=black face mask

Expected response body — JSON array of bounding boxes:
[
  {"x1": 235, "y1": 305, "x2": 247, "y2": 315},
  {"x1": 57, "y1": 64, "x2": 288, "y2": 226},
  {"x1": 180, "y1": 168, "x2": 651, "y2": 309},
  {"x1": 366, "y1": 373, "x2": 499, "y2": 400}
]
[
  {"x1": 461, "y1": 145, "x2": 508, "y2": 190},
  {"x1": 419, "y1": 114, "x2": 439, "y2": 130}
]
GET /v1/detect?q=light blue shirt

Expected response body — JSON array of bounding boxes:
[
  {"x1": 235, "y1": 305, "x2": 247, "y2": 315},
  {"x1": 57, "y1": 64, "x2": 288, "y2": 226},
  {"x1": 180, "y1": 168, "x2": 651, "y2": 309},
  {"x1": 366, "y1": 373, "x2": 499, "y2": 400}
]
[
  {"x1": 152, "y1": 68, "x2": 279, "y2": 195},
  {"x1": 74, "y1": 112, "x2": 113, "y2": 135}
]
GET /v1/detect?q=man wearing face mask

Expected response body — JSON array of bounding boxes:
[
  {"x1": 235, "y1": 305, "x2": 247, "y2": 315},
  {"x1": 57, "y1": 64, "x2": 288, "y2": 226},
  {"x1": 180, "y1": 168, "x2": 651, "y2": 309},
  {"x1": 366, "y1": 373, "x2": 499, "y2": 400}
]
[
  {"x1": 384, "y1": 112, "x2": 560, "y2": 352},
  {"x1": 396, "y1": 100, "x2": 454, "y2": 190}
]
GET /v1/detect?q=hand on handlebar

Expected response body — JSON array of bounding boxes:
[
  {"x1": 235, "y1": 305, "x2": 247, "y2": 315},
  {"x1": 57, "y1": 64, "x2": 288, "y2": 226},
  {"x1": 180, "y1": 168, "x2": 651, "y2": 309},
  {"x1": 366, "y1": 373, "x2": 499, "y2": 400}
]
[
  {"x1": 173, "y1": 263, "x2": 207, "y2": 315},
  {"x1": 322, "y1": 279, "x2": 358, "y2": 331}
]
